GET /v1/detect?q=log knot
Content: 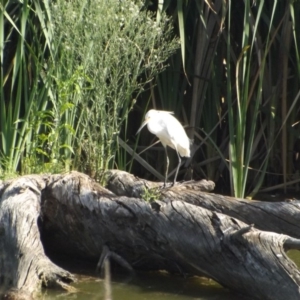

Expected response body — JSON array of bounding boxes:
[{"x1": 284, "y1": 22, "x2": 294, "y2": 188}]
[{"x1": 228, "y1": 224, "x2": 254, "y2": 241}]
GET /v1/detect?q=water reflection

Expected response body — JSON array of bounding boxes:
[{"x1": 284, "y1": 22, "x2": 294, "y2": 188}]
[
  {"x1": 40, "y1": 269, "x2": 245, "y2": 300},
  {"x1": 287, "y1": 250, "x2": 300, "y2": 268}
]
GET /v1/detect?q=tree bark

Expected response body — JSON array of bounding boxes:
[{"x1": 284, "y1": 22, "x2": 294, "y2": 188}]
[
  {"x1": 1, "y1": 170, "x2": 300, "y2": 300},
  {"x1": 106, "y1": 170, "x2": 300, "y2": 239},
  {"x1": 0, "y1": 176, "x2": 75, "y2": 299}
]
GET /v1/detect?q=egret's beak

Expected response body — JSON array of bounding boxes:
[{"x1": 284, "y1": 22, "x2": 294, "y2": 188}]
[{"x1": 136, "y1": 118, "x2": 149, "y2": 135}]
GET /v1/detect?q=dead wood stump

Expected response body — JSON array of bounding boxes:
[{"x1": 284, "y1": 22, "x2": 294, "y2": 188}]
[{"x1": 0, "y1": 175, "x2": 75, "y2": 299}]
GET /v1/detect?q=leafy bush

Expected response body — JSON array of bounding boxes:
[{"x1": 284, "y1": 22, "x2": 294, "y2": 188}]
[
  {"x1": 48, "y1": 0, "x2": 178, "y2": 179},
  {"x1": 0, "y1": 0, "x2": 178, "y2": 178}
]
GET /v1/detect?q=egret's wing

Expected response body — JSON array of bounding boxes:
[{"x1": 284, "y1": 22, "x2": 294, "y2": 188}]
[
  {"x1": 163, "y1": 114, "x2": 190, "y2": 157},
  {"x1": 164, "y1": 114, "x2": 185, "y2": 138}
]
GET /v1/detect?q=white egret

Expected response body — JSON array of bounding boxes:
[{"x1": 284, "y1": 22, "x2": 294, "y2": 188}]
[{"x1": 136, "y1": 109, "x2": 190, "y2": 187}]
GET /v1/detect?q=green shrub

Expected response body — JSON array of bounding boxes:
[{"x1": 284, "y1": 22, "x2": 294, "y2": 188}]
[{"x1": 48, "y1": 0, "x2": 178, "y2": 179}]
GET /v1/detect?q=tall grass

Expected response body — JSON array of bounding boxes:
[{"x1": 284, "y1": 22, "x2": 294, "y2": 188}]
[
  {"x1": 2, "y1": 0, "x2": 300, "y2": 198},
  {"x1": 0, "y1": 0, "x2": 53, "y2": 177},
  {"x1": 48, "y1": 0, "x2": 178, "y2": 179},
  {"x1": 1, "y1": 0, "x2": 178, "y2": 179},
  {"x1": 226, "y1": 0, "x2": 275, "y2": 198},
  {"x1": 225, "y1": 1, "x2": 300, "y2": 198},
  {"x1": 139, "y1": 0, "x2": 300, "y2": 198}
]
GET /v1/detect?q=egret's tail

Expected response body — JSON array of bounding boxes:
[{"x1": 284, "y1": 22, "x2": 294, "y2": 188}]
[{"x1": 178, "y1": 145, "x2": 190, "y2": 157}]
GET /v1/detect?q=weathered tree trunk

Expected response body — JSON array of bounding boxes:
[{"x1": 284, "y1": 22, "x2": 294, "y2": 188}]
[
  {"x1": 1, "y1": 170, "x2": 300, "y2": 300},
  {"x1": 0, "y1": 176, "x2": 75, "y2": 299},
  {"x1": 106, "y1": 170, "x2": 300, "y2": 239}
]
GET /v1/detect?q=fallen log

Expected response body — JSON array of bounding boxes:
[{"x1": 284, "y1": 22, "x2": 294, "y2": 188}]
[
  {"x1": 1, "y1": 170, "x2": 300, "y2": 300},
  {"x1": 106, "y1": 170, "x2": 300, "y2": 239}
]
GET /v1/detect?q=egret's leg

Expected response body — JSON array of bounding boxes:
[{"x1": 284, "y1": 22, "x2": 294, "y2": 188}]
[
  {"x1": 164, "y1": 147, "x2": 169, "y2": 187},
  {"x1": 173, "y1": 150, "x2": 181, "y2": 186}
]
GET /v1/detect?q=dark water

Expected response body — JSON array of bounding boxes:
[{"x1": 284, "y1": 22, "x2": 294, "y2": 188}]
[
  {"x1": 38, "y1": 250, "x2": 300, "y2": 300},
  {"x1": 37, "y1": 246, "x2": 300, "y2": 300},
  {"x1": 40, "y1": 269, "x2": 243, "y2": 300}
]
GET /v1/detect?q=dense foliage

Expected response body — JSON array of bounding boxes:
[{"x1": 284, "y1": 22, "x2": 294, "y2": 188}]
[
  {"x1": 0, "y1": 0, "x2": 178, "y2": 179},
  {"x1": 1, "y1": 0, "x2": 300, "y2": 198},
  {"x1": 131, "y1": 0, "x2": 300, "y2": 198}
]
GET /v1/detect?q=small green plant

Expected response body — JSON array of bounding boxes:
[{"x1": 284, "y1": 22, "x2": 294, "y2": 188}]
[
  {"x1": 141, "y1": 187, "x2": 161, "y2": 203},
  {"x1": 0, "y1": 157, "x2": 19, "y2": 180}
]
